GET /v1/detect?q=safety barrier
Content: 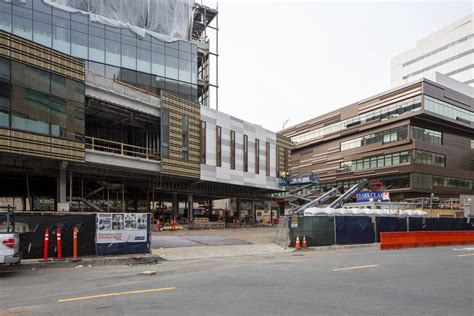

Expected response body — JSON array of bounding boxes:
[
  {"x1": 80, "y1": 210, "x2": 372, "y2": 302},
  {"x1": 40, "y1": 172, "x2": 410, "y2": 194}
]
[{"x1": 380, "y1": 231, "x2": 474, "y2": 250}]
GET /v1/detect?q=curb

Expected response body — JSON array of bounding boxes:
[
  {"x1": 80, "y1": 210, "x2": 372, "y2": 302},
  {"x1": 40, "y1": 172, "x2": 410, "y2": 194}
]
[
  {"x1": 291, "y1": 243, "x2": 379, "y2": 252},
  {"x1": 2, "y1": 255, "x2": 164, "y2": 271}
]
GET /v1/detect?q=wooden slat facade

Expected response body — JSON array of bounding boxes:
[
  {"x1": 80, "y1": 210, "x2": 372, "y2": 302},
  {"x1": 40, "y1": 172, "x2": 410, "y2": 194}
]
[
  {"x1": 0, "y1": 30, "x2": 85, "y2": 162},
  {"x1": 161, "y1": 91, "x2": 201, "y2": 179},
  {"x1": 0, "y1": 30, "x2": 85, "y2": 81},
  {"x1": 0, "y1": 129, "x2": 85, "y2": 162},
  {"x1": 276, "y1": 134, "x2": 291, "y2": 175}
]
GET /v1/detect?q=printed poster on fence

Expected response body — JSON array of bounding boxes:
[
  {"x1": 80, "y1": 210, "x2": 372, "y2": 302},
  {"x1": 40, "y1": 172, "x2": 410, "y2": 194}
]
[{"x1": 96, "y1": 213, "x2": 148, "y2": 244}]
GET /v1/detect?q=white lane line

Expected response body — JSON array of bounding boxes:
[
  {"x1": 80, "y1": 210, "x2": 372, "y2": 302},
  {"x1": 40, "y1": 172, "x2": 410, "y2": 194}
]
[
  {"x1": 457, "y1": 253, "x2": 474, "y2": 257},
  {"x1": 333, "y1": 264, "x2": 379, "y2": 272}
]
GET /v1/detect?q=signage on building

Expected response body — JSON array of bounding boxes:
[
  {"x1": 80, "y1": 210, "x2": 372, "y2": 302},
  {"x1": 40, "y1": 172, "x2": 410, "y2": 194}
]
[
  {"x1": 96, "y1": 213, "x2": 148, "y2": 244},
  {"x1": 356, "y1": 191, "x2": 390, "y2": 202}
]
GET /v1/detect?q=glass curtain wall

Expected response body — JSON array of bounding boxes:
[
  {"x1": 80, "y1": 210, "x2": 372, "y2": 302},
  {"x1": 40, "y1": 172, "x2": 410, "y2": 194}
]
[
  {"x1": 0, "y1": 0, "x2": 198, "y2": 101},
  {"x1": 293, "y1": 96, "x2": 422, "y2": 145},
  {"x1": 0, "y1": 56, "x2": 84, "y2": 140}
]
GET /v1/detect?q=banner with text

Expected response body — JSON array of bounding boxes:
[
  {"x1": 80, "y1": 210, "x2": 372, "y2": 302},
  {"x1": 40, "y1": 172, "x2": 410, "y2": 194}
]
[
  {"x1": 96, "y1": 213, "x2": 148, "y2": 244},
  {"x1": 356, "y1": 191, "x2": 390, "y2": 202}
]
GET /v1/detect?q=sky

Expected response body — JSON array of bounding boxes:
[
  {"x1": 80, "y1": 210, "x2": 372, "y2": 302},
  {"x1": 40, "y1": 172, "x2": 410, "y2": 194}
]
[{"x1": 201, "y1": 0, "x2": 472, "y2": 132}]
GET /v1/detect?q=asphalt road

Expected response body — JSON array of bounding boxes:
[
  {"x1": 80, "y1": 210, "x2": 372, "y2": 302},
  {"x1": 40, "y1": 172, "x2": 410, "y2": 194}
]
[{"x1": 0, "y1": 246, "x2": 473, "y2": 316}]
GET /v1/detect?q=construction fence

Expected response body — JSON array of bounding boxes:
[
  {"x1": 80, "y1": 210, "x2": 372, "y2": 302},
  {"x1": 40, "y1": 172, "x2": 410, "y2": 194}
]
[
  {"x1": 14, "y1": 212, "x2": 151, "y2": 259},
  {"x1": 288, "y1": 216, "x2": 474, "y2": 247}
]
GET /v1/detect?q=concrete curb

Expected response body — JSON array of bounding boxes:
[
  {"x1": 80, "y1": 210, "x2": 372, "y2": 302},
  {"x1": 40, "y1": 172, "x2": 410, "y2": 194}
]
[
  {"x1": 292, "y1": 243, "x2": 380, "y2": 252},
  {"x1": 3, "y1": 254, "x2": 164, "y2": 271}
]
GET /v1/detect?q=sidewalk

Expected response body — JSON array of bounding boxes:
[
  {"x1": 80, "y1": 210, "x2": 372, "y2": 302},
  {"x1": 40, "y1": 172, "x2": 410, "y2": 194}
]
[
  {"x1": 152, "y1": 243, "x2": 291, "y2": 261},
  {"x1": 153, "y1": 226, "x2": 278, "y2": 244}
]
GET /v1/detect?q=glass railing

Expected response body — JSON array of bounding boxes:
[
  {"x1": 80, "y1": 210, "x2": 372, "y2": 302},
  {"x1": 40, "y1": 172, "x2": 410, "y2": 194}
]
[{"x1": 424, "y1": 96, "x2": 474, "y2": 123}]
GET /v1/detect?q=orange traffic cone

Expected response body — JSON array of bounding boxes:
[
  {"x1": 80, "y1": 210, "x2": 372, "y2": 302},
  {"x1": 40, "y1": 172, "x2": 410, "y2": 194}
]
[
  {"x1": 295, "y1": 236, "x2": 301, "y2": 250},
  {"x1": 302, "y1": 236, "x2": 308, "y2": 249}
]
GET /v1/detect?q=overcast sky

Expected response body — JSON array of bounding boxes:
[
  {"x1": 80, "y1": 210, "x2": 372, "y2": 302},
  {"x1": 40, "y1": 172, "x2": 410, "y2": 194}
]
[{"x1": 201, "y1": 0, "x2": 472, "y2": 132}]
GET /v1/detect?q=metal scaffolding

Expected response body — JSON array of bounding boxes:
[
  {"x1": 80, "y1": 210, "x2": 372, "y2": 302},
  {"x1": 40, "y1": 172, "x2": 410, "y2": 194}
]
[{"x1": 192, "y1": 3, "x2": 219, "y2": 110}]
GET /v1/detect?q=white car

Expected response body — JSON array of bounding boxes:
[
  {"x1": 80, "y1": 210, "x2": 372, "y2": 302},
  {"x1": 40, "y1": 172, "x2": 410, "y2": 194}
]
[{"x1": 0, "y1": 210, "x2": 21, "y2": 265}]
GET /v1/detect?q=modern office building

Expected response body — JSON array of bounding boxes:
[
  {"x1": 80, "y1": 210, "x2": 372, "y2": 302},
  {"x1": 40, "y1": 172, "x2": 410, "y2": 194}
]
[
  {"x1": 281, "y1": 78, "x2": 473, "y2": 201},
  {"x1": 391, "y1": 13, "x2": 473, "y2": 88},
  {"x1": 0, "y1": 0, "x2": 290, "y2": 219}
]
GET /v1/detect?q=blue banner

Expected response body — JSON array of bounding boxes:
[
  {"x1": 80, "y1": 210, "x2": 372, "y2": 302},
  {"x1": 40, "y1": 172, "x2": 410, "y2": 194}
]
[{"x1": 356, "y1": 191, "x2": 390, "y2": 202}]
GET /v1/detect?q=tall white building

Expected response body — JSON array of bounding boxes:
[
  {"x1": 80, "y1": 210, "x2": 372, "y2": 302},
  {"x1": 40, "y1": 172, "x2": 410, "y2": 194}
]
[{"x1": 391, "y1": 13, "x2": 473, "y2": 88}]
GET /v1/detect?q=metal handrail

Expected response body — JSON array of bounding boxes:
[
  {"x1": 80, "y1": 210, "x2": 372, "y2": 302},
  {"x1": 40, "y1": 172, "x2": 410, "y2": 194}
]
[{"x1": 85, "y1": 136, "x2": 160, "y2": 161}]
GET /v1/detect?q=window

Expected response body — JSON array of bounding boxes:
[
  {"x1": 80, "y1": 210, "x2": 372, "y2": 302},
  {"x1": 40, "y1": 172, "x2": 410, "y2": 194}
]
[
  {"x1": 71, "y1": 30, "x2": 88, "y2": 59},
  {"x1": 182, "y1": 115, "x2": 189, "y2": 161},
  {"x1": 266, "y1": 142, "x2": 270, "y2": 176},
  {"x1": 53, "y1": 25, "x2": 70, "y2": 54},
  {"x1": 411, "y1": 126, "x2": 442, "y2": 145},
  {"x1": 13, "y1": 14, "x2": 32, "y2": 40},
  {"x1": 5, "y1": 61, "x2": 84, "y2": 140},
  {"x1": 243, "y1": 134, "x2": 248, "y2": 172},
  {"x1": 33, "y1": 20, "x2": 52, "y2": 47},
  {"x1": 137, "y1": 48, "x2": 151, "y2": 73},
  {"x1": 105, "y1": 40, "x2": 121, "y2": 67},
  {"x1": 121, "y1": 43, "x2": 136, "y2": 70},
  {"x1": 293, "y1": 96, "x2": 421, "y2": 144},
  {"x1": 255, "y1": 138, "x2": 260, "y2": 174},
  {"x1": 89, "y1": 34, "x2": 104, "y2": 63},
  {"x1": 200, "y1": 121, "x2": 206, "y2": 164},
  {"x1": 340, "y1": 126, "x2": 408, "y2": 151},
  {"x1": 275, "y1": 144, "x2": 279, "y2": 176},
  {"x1": 471, "y1": 140, "x2": 474, "y2": 149},
  {"x1": 0, "y1": 57, "x2": 10, "y2": 128},
  {"x1": 216, "y1": 126, "x2": 222, "y2": 167},
  {"x1": 230, "y1": 130, "x2": 236, "y2": 170},
  {"x1": 413, "y1": 173, "x2": 473, "y2": 190},
  {"x1": 161, "y1": 109, "x2": 169, "y2": 158},
  {"x1": 424, "y1": 96, "x2": 474, "y2": 123},
  {"x1": 339, "y1": 150, "x2": 412, "y2": 172},
  {"x1": 415, "y1": 150, "x2": 446, "y2": 167}
]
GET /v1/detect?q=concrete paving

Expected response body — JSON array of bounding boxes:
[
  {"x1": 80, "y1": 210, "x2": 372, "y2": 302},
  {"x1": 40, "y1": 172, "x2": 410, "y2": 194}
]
[
  {"x1": 151, "y1": 235, "x2": 249, "y2": 248},
  {"x1": 153, "y1": 243, "x2": 290, "y2": 261},
  {"x1": 0, "y1": 246, "x2": 473, "y2": 315},
  {"x1": 154, "y1": 226, "x2": 278, "y2": 244}
]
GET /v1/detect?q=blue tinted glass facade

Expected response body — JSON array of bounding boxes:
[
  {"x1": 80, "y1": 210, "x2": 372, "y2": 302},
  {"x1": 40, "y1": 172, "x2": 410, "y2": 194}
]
[{"x1": 0, "y1": 0, "x2": 198, "y2": 101}]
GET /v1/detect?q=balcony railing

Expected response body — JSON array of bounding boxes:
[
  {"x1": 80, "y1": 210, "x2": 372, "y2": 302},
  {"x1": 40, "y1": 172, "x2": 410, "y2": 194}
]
[{"x1": 85, "y1": 136, "x2": 160, "y2": 161}]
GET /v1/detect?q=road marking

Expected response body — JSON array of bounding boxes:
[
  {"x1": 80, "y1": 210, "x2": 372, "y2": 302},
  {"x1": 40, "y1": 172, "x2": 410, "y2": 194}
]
[
  {"x1": 58, "y1": 287, "x2": 175, "y2": 303},
  {"x1": 457, "y1": 253, "x2": 474, "y2": 257},
  {"x1": 333, "y1": 264, "x2": 379, "y2": 272}
]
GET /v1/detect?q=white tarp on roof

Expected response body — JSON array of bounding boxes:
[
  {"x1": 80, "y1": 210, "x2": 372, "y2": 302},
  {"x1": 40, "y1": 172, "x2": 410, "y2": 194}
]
[
  {"x1": 43, "y1": 0, "x2": 194, "y2": 42},
  {"x1": 303, "y1": 207, "x2": 427, "y2": 217}
]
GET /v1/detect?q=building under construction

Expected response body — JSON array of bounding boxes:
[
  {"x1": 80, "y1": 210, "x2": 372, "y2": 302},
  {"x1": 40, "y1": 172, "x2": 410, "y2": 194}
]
[{"x1": 0, "y1": 0, "x2": 290, "y2": 222}]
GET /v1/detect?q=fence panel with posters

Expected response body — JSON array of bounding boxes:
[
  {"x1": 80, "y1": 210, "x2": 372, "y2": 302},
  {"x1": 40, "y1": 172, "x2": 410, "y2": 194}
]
[{"x1": 96, "y1": 213, "x2": 151, "y2": 256}]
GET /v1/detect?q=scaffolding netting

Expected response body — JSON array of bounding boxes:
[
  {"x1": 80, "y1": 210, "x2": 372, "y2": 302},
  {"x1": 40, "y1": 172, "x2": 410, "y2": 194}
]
[{"x1": 43, "y1": 0, "x2": 194, "y2": 42}]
